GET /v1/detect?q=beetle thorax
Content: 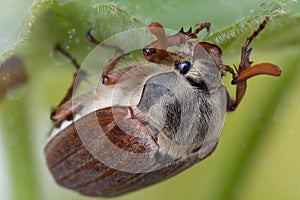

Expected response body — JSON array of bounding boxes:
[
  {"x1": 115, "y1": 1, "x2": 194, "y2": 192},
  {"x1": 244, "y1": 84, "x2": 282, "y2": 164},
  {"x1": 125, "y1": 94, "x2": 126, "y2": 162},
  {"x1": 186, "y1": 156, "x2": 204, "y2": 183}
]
[{"x1": 136, "y1": 69, "x2": 226, "y2": 162}]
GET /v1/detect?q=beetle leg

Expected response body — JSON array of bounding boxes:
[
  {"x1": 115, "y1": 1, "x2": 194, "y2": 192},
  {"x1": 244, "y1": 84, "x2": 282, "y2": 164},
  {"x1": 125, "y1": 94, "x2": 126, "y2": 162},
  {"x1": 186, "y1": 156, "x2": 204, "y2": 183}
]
[
  {"x1": 101, "y1": 52, "x2": 127, "y2": 79},
  {"x1": 51, "y1": 47, "x2": 126, "y2": 121},
  {"x1": 87, "y1": 29, "x2": 129, "y2": 83},
  {"x1": 190, "y1": 22, "x2": 211, "y2": 37},
  {"x1": 51, "y1": 45, "x2": 88, "y2": 121},
  {"x1": 227, "y1": 17, "x2": 281, "y2": 112},
  {"x1": 146, "y1": 21, "x2": 211, "y2": 49},
  {"x1": 102, "y1": 22, "x2": 209, "y2": 83},
  {"x1": 143, "y1": 22, "x2": 210, "y2": 65},
  {"x1": 102, "y1": 66, "x2": 137, "y2": 85},
  {"x1": 143, "y1": 22, "x2": 179, "y2": 65},
  {"x1": 54, "y1": 45, "x2": 88, "y2": 106},
  {"x1": 51, "y1": 91, "x2": 93, "y2": 123},
  {"x1": 87, "y1": 29, "x2": 124, "y2": 53}
]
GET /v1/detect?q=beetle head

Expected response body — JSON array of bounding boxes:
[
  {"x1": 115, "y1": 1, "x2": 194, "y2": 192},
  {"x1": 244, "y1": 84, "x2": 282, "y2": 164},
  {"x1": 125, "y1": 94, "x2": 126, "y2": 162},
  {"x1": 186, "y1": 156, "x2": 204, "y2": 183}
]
[{"x1": 174, "y1": 42, "x2": 224, "y2": 93}]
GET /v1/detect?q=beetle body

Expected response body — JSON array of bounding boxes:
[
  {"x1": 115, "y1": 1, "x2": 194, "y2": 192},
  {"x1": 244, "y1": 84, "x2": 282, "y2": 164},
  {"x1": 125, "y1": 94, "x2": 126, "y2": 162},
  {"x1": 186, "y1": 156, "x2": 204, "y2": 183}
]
[
  {"x1": 46, "y1": 18, "x2": 281, "y2": 197},
  {"x1": 46, "y1": 45, "x2": 227, "y2": 196}
]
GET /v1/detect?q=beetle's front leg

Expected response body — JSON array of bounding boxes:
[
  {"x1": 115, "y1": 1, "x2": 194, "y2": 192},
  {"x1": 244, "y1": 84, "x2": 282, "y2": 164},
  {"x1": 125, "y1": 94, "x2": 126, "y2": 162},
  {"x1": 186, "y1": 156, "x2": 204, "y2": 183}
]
[
  {"x1": 226, "y1": 17, "x2": 281, "y2": 112},
  {"x1": 143, "y1": 21, "x2": 210, "y2": 65},
  {"x1": 190, "y1": 22, "x2": 211, "y2": 37}
]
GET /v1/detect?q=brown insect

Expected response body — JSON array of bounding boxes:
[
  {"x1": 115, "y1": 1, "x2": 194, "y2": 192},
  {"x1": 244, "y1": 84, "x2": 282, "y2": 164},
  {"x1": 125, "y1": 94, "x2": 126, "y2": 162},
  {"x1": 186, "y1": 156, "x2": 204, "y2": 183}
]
[{"x1": 45, "y1": 17, "x2": 281, "y2": 197}]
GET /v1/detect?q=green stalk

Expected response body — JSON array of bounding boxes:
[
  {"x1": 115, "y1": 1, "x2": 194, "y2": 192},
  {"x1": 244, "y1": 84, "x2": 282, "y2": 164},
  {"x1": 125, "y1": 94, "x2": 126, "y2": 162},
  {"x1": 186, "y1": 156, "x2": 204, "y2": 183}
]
[{"x1": 0, "y1": 97, "x2": 40, "y2": 200}]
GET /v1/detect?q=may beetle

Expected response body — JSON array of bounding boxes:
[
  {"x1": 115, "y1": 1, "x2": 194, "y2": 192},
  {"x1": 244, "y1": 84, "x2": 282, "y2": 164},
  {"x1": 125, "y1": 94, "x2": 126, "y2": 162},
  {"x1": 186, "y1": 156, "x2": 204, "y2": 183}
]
[{"x1": 45, "y1": 17, "x2": 281, "y2": 197}]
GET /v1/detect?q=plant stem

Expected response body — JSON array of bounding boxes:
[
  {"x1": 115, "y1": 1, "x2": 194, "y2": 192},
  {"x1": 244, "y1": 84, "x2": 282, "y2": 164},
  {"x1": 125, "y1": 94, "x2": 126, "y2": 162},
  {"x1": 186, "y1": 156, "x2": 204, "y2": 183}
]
[{"x1": 0, "y1": 97, "x2": 40, "y2": 200}]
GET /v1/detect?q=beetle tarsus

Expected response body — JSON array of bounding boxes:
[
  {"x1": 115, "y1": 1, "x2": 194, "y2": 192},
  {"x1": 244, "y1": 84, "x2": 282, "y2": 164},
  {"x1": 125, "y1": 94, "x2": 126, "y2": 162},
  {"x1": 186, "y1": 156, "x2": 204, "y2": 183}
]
[
  {"x1": 226, "y1": 96, "x2": 237, "y2": 112},
  {"x1": 192, "y1": 22, "x2": 211, "y2": 36}
]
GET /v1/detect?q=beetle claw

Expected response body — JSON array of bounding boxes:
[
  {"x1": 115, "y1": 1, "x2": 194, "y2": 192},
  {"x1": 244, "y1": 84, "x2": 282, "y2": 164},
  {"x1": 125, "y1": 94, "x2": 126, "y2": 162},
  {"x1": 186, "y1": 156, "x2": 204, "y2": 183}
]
[{"x1": 179, "y1": 27, "x2": 185, "y2": 33}]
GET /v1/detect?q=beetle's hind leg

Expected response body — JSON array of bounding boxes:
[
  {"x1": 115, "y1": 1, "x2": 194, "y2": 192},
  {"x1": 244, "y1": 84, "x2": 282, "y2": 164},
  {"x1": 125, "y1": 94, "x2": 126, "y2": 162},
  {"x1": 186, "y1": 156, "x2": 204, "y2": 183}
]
[
  {"x1": 51, "y1": 30, "x2": 133, "y2": 121},
  {"x1": 51, "y1": 44, "x2": 88, "y2": 122}
]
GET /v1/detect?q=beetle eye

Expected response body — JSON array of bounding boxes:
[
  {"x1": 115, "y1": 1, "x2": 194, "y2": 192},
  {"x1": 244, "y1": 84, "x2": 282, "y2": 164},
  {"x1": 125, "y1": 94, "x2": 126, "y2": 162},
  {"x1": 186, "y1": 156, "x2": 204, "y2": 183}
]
[{"x1": 175, "y1": 61, "x2": 192, "y2": 75}]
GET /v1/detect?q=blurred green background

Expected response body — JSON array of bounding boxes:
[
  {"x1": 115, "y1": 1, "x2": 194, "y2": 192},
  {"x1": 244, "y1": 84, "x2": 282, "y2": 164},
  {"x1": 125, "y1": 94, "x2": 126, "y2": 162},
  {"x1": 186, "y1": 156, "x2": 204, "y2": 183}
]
[{"x1": 1, "y1": 0, "x2": 300, "y2": 200}]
